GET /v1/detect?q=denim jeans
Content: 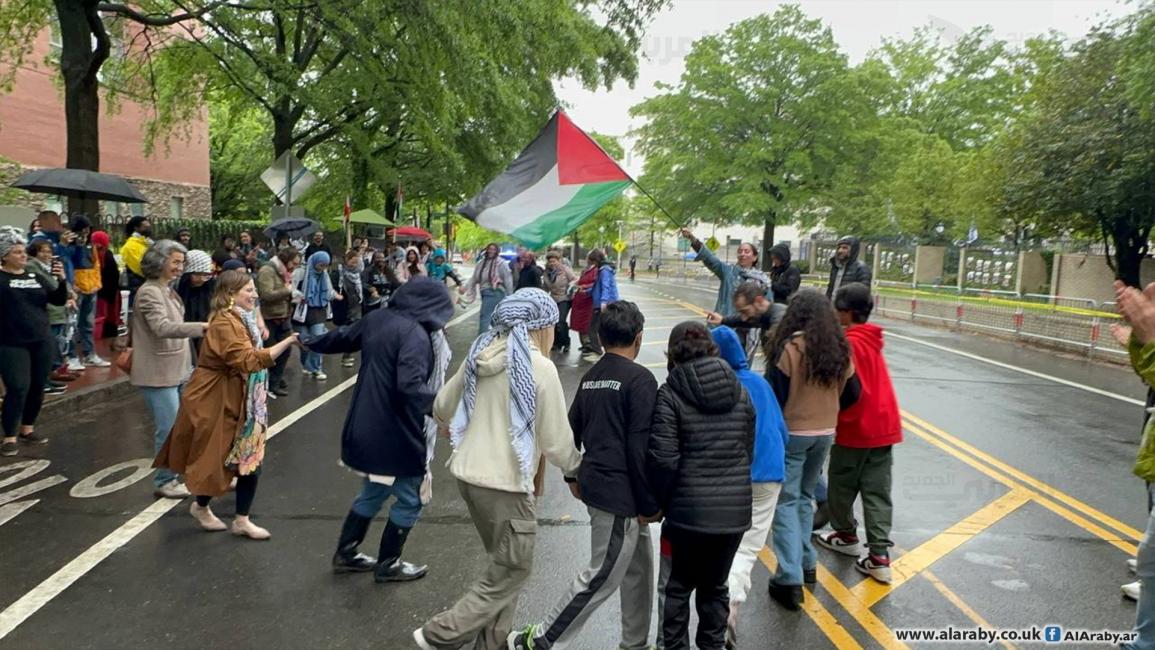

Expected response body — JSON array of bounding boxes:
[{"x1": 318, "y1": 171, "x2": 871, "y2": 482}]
[
  {"x1": 478, "y1": 288, "x2": 506, "y2": 336},
  {"x1": 73, "y1": 292, "x2": 97, "y2": 358},
  {"x1": 140, "y1": 385, "x2": 182, "y2": 488},
  {"x1": 49, "y1": 324, "x2": 67, "y2": 369},
  {"x1": 1126, "y1": 483, "x2": 1155, "y2": 650},
  {"x1": 351, "y1": 475, "x2": 425, "y2": 528},
  {"x1": 771, "y1": 434, "x2": 834, "y2": 586},
  {"x1": 298, "y1": 322, "x2": 327, "y2": 373}
]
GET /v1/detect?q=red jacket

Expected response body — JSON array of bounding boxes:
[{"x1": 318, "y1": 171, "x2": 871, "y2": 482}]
[{"x1": 836, "y1": 323, "x2": 902, "y2": 448}]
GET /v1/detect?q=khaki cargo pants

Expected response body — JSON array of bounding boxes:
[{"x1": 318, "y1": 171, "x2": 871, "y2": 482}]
[{"x1": 421, "y1": 480, "x2": 537, "y2": 650}]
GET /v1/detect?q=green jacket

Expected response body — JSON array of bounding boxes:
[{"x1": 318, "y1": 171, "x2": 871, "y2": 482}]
[{"x1": 1131, "y1": 337, "x2": 1155, "y2": 482}]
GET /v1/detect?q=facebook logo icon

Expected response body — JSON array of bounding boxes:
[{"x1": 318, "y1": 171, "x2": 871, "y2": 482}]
[{"x1": 1044, "y1": 626, "x2": 1062, "y2": 643}]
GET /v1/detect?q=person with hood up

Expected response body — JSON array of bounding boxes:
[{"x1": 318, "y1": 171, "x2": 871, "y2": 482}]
[
  {"x1": 291, "y1": 251, "x2": 341, "y2": 380},
  {"x1": 461, "y1": 243, "x2": 514, "y2": 336},
  {"x1": 680, "y1": 228, "x2": 769, "y2": 320},
  {"x1": 649, "y1": 321, "x2": 755, "y2": 650},
  {"x1": 303, "y1": 277, "x2": 454, "y2": 582},
  {"x1": 91, "y1": 231, "x2": 122, "y2": 340},
  {"x1": 769, "y1": 243, "x2": 801, "y2": 304},
  {"x1": 397, "y1": 246, "x2": 427, "y2": 282},
  {"x1": 825, "y1": 236, "x2": 872, "y2": 298},
  {"x1": 584, "y1": 249, "x2": 619, "y2": 363},
  {"x1": 514, "y1": 251, "x2": 544, "y2": 291},
  {"x1": 711, "y1": 325, "x2": 789, "y2": 649},
  {"x1": 814, "y1": 283, "x2": 902, "y2": 585},
  {"x1": 414, "y1": 289, "x2": 582, "y2": 650}
]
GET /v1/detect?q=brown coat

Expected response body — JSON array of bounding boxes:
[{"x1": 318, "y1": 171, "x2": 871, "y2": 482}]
[{"x1": 155, "y1": 310, "x2": 274, "y2": 497}]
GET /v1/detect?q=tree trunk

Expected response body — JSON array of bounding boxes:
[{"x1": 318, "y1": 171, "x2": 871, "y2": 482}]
[
  {"x1": 1110, "y1": 219, "x2": 1150, "y2": 287},
  {"x1": 350, "y1": 156, "x2": 369, "y2": 210},
  {"x1": 56, "y1": 0, "x2": 102, "y2": 221},
  {"x1": 761, "y1": 215, "x2": 776, "y2": 272}
]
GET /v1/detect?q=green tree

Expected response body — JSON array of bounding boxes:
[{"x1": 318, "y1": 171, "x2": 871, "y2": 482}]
[{"x1": 631, "y1": 6, "x2": 867, "y2": 269}]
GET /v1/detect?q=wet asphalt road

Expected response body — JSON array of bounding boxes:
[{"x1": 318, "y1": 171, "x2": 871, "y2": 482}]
[{"x1": 0, "y1": 277, "x2": 1146, "y2": 649}]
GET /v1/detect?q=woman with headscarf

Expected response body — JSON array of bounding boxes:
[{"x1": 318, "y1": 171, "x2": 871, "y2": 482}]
[
  {"x1": 91, "y1": 231, "x2": 122, "y2": 340},
  {"x1": 397, "y1": 246, "x2": 426, "y2": 282},
  {"x1": 0, "y1": 227, "x2": 66, "y2": 456},
  {"x1": 461, "y1": 243, "x2": 514, "y2": 336},
  {"x1": 156, "y1": 270, "x2": 299, "y2": 539},
  {"x1": 292, "y1": 251, "x2": 341, "y2": 381},
  {"x1": 414, "y1": 289, "x2": 582, "y2": 650},
  {"x1": 175, "y1": 250, "x2": 216, "y2": 361},
  {"x1": 569, "y1": 254, "x2": 599, "y2": 356}
]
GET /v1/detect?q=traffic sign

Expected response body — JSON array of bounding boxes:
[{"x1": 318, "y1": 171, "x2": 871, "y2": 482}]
[
  {"x1": 705, "y1": 236, "x2": 721, "y2": 252},
  {"x1": 261, "y1": 151, "x2": 317, "y2": 204},
  {"x1": 613, "y1": 239, "x2": 627, "y2": 253}
]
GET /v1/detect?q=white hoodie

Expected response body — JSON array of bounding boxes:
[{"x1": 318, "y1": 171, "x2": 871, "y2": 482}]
[{"x1": 434, "y1": 336, "x2": 581, "y2": 493}]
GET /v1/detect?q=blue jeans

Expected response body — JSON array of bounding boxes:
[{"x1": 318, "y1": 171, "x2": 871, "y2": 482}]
[
  {"x1": 141, "y1": 385, "x2": 182, "y2": 488},
  {"x1": 73, "y1": 292, "x2": 97, "y2": 358},
  {"x1": 1127, "y1": 483, "x2": 1155, "y2": 650},
  {"x1": 771, "y1": 434, "x2": 834, "y2": 586},
  {"x1": 351, "y1": 475, "x2": 424, "y2": 528},
  {"x1": 478, "y1": 288, "x2": 505, "y2": 335},
  {"x1": 298, "y1": 322, "x2": 327, "y2": 373},
  {"x1": 49, "y1": 324, "x2": 68, "y2": 369}
]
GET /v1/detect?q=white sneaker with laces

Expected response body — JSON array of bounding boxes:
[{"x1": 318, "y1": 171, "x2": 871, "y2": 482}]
[
  {"x1": 1129, "y1": 558, "x2": 1138, "y2": 574},
  {"x1": 412, "y1": 628, "x2": 434, "y2": 650},
  {"x1": 1124, "y1": 580, "x2": 1141, "y2": 601},
  {"x1": 83, "y1": 354, "x2": 111, "y2": 368},
  {"x1": 315, "y1": 371, "x2": 328, "y2": 381},
  {"x1": 66, "y1": 357, "x2": 85, "y2": 371},
  {"x1": 154, "y1": 479, "x2": 191, "y2": 499}
]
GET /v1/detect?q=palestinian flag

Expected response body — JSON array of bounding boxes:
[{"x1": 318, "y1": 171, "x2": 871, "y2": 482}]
[{"x1": 458, "y1": 111, "x2": 631, "y2": 249}]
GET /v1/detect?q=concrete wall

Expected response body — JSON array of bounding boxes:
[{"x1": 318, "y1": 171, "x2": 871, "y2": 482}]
[
  {"x1": 1052, "y1": 253, "x2": 1155, "y2": 304},
  {"x1": 913, "y1": 245, "x2": 945, "y2": 285},
  {"x1": 1016, "y1": 251, "x2": 1048, "y2": 295}
]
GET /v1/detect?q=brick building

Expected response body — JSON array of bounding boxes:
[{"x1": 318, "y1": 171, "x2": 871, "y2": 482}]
[{"x1": 0, "y1": 23, "x2": 211, "y2": 220}]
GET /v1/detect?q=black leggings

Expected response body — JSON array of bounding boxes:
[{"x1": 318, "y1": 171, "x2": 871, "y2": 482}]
[
  {"x1": 196, "y1": 473, "x2": 260, "y2": 516},
  {"x1": 0, "y1": 341, "x2": 53, "y2": 437}
]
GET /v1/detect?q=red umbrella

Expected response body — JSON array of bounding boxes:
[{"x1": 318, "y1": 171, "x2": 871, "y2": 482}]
[{"x1": 389, "y1": 226, "x2": 434, "y2": 242}]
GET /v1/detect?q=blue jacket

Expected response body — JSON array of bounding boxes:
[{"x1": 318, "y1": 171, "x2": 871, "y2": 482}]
[
  {"x1": 712, "y1": 326, "x2": 788, "y2": 482},
  {"x1": 693, "y1": 243, "x2": 770, "y2": 318},
  {"x1": 304, "y1": 278, "x2": 455, "y2": 477},
  {"x1": 30, "y1": 231, "x2": 82, "y2": 284},
  {"x1": 591, "y1": 263, "x2": 619, "y2": 308}
]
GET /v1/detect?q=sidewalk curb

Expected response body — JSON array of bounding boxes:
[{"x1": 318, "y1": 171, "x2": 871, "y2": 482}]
[{"x1": 38, "y1": 376, "x2": 137, "y2": 425}]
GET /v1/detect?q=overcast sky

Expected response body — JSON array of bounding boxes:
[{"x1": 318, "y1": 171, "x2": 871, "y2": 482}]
[{"x1": 556, "y1": 0, "x2": 1128, "y2": 175}]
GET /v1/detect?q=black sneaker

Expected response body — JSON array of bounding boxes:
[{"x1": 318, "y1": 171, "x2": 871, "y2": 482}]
[
  {"x1": 0, "y1": 440, "x2": 17, "y2": 456},
  {"x1": 44, "y1": 384, "x2": 67, "y2": 395},
  {"x1": 768, "y1": 580, "x2": 803, "y2": 611},
  {"x1": 804, "y1": 568, "x2": 817, "y2": 585},
  {"x1": 19, "y1": 431, "x2": 49, "y2": 445}
]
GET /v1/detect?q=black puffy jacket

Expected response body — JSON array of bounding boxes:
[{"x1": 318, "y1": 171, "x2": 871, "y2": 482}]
[
  {"x1": 769, "y1": 243, "x2": 801, "y2": 304},
  {"x1": 648, "y1": 356, "x2": 755, "y2": 535}
]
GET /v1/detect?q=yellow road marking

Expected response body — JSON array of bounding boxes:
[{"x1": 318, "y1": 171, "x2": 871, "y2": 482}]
[
  {"x1": 904, "y1": 419, "x2": 1138, "y2": 556},
  {"x1": 904, "y1": 411, "x2": 1143, "y2": 542},
  {"x1": 852, "y1": 489, "x2": 1032, "y2": 607},
  {"x1": 921, "y1": 568, "x2": 1019, "y2": 650},
  {"x1": 811, "y1": 563, "x2": 910, "y2": 649},
  {"x1": 758, "y1": 548, "x2": 864, "y2": 650}
]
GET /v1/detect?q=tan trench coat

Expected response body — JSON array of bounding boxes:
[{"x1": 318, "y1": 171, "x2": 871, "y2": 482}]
[{"x1": 155, "y1": 310, "x2": 273, "y2": 497}]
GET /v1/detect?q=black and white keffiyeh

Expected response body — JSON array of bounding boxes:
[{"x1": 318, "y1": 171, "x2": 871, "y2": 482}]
[{"x1": 449, "y1": 288, "x2": 559, "y2": 490}]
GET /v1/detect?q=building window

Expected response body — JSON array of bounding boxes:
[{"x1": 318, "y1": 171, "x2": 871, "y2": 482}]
[
  {"x1": 169, "y1": 196, "x2": 183, "y2": 219},
  {"x1": 48, "y1": 25, "x2": 62, "y2": 60},
  {"x1": 130, "y1": 203, "x2": 145, "y2": 218}
]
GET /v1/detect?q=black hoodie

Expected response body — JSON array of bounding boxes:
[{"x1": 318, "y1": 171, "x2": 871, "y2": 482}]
[
  {"x1": 648, "y1": 356, "x2": 755, "y2": 534},
  {"x1": 769, "y1": 243, "x2": 801, "y2": 304},
  {"x1": 306, "y1": 277, "x2": 455, "y2": 477},
  {"x1": 826, "y1": 236, "x2": 872, "y2": 298}
]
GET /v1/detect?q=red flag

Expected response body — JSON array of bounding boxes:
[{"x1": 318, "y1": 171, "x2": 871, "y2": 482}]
[{"x1": 343, "y1": 195, "x2": 351, "y2": 226}]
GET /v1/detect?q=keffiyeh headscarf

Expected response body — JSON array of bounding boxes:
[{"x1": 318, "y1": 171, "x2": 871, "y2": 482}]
[{"x1": 450, "y1": 289, "x2": 559, "y2": 490}]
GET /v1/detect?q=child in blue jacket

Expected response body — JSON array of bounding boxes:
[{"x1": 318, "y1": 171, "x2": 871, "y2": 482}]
[{"x1": 712, "y1": 325, "x2": 789, "y2": 648}]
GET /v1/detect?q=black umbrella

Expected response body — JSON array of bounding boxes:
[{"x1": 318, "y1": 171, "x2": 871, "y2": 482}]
[
  {"x1": 264, "y1": 217, "x2": 320, "y2": 240},
  {"x1": 11, "y1": 168, "x2": 148, "y2": 203}
]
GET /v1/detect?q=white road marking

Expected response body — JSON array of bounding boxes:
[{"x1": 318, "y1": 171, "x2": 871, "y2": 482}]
[
  {"x1": 0, "y1": 303, "x2": 477, "y2": 639},
  {"x1": 445, "y1": 303, "x2": 480, "y2": 330},
  {"x1": 69, "y1": 460, "x2": 161, "y2": 499},
  {"x1": 0, "y1": 501, "x2": 40, "y2": 528},
  {"x1": 0, "y1": 460, "x2": 50, "y2": 490},
  {"x1": 887, "y1": 332, "x2": 1143, "y2": 406},
  {"x1": 0, "y1": 475, "x2": 68, "y2": 507}
]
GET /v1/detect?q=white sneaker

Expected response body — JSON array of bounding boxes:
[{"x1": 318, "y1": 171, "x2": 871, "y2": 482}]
[
  {"x1": 302, "y1": 368, "x2": 313, "y2": 376},
  {"x1": 1129, "y1": 558, "x2": 1138, "y2": 574},
  {"x1": 412, "y1": 628, "x2": 434, "y2": 650},
  {"x1": 66, "y1": 357, "x2": 85, "y2": 371},
  {"x1": 1123, "y1": 580, "x2": 1141, "y2": 601},
  {"x1": 153, "y1": 479, "x2": 191, "y2": 499},
  {"x1": 83, "y1": 354, "x2": 111, "y2": 368},
  {"x1": 581, "y1": 352, "x2": 602, "y2": 363},
  {"x1": 315, "y1": 371, "x2": 328, "y2": 381}
]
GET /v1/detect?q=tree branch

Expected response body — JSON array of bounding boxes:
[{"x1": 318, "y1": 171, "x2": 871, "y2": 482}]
[{"x1": 98, "y1": 0, "x2": 234, "y2": 27}]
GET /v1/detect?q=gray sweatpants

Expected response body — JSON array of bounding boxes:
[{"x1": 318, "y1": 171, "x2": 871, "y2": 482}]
[
  {"x1": 422, "y1": 481, "x2": 537, "y2": 650},
  {"x1": 531, "y1": 505, "x2": 655, "y2": 650}
]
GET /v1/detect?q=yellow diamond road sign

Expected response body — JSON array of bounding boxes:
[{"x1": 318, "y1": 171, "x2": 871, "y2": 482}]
[
  {"x1": 705, "y1": 236, "x2": 721, "y2": 252},
  {"x1": 613, "y1": 239, "x2": 627, "y2": 253}
]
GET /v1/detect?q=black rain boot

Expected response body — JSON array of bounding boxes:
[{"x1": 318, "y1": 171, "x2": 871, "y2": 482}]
[
  {"x1": 373, "y1": 520, "x2": 428, "y2": 583},
  {"x1": 332, "y1": 511, "x2": 376, "y2": 573}
]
